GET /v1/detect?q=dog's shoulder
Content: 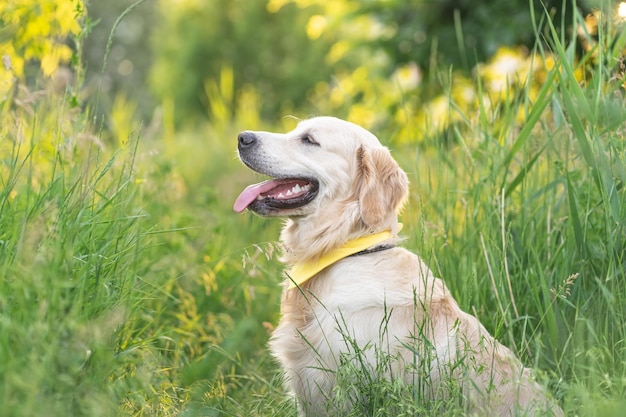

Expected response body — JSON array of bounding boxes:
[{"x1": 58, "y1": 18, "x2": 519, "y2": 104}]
[{"x1": 302, "y1": 247, "x2": 448, "y2": 309}]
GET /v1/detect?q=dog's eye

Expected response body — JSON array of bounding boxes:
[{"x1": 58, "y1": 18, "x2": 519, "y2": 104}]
[{"x1": 301, "y1": 135, "x2": 319, "y2": 146}]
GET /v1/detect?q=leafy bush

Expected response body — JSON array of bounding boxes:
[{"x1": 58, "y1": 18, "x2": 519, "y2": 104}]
[{"x1": 0, "y1": 0, "x2": 85, "y2": 96}]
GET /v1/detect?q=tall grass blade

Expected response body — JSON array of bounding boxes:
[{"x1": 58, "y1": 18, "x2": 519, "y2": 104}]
[
  {"x1": 565, "y1": 174, "x2": 585, "y2": 256},
  {"x1": 499, "y1": 69, "x2": 556, "y2": 177},
  {"x1": 505, "y1": 143, "x2": 548, "y2": 196}
]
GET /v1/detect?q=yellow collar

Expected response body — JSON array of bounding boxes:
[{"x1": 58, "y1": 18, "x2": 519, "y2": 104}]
[{"x1": 287, "y1": 225, "x2": 401, "y2": 289}]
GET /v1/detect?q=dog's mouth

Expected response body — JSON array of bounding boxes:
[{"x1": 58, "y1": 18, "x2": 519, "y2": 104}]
[{"x1": 233, "y1": 178, "x2": 319, "y2": 214}]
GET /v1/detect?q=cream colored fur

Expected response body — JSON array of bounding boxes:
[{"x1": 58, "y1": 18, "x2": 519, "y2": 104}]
[{"x1": 239, "y1": 116, "x2": 563, "y2": 416}]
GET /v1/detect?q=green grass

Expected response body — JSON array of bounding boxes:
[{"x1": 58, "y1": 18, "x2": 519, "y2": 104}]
[
  {"x1": 1, "y1": 5, "x2": 625, "y2": 417},
  {"x1": 0, "y1": 121, "x2": 146, "y2": 414}
]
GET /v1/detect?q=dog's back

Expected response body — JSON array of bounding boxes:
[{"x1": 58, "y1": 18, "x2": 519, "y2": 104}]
[{"x1": 270, "y1": 246, "x2": 562, "y2": 416}]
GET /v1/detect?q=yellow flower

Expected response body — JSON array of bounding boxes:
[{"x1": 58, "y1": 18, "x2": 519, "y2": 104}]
[
  {"x1": 392, "y1": 62, "x2": 421, "y2": 91},
  {"x1": 41, "y1": 45, "x2": 72, "y2": 77},
  {"x1": 327, "y1": 40, "x2": 350, "y2": 64},
  {"x1": 478, "y1": 47, "x2": 530, "y2": 93},
  {"x1": 266, "y1": 0, "x2": 291, "y2": 13},
  {"x1": 306, "y1": 15, "x2": 327, "y2": 40}
]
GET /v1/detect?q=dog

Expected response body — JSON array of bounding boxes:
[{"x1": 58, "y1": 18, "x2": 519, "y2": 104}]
[{"x1": 234, "y1": 116, "x2": 563, "y2": 416}]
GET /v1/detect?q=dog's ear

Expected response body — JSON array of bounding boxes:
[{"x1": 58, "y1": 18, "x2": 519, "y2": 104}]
[{"x1": 355, "y1": 145, "x2": 409, "y2": 228}]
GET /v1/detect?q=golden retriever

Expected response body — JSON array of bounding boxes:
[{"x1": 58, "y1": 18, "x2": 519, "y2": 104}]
[{"x1": 234, "y1": 116, "x2": 562, "y2": 416}]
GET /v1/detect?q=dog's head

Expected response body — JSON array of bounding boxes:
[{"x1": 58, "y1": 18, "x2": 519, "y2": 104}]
[{"x1": 234, "y1": 117, "x2": 408, "y2": 256}]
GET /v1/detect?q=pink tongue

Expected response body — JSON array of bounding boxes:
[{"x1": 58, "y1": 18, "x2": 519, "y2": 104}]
[{"x1": 233, "y1": 179, "x2": 283, "y2": 213}]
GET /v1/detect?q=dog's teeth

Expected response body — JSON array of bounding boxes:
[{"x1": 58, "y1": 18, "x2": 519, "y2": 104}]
[
  {"x1": 292, "y1": 184, "x2": 302, "y2": 193},
  {"x1": 286, "y1": 189, "x2": 293, "y2": 196},
  {"x1": 278, "y1": 193, "x2": 285, "y2": 198}
]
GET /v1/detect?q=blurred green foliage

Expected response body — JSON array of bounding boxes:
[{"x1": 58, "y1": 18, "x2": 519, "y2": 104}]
[
  {"x1": 82, "y1": 0, "x2": 156, "y2": 118},
  {"x1": 359, "y1": 0, "x2": 578, "y2": 72},
  {"x1": 150, "y1": 0, "x2": 332, "y2": 125},
  {"x1": 141, "y1": 0, "x2": 574, "y2": 124},
  {"x1": 82, "y1": 0, "x2": 591, "y2": 128}
]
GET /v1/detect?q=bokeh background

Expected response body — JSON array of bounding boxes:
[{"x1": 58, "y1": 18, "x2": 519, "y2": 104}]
[{"x1": 84, "y1": 0, "x2": 590, "y2": 131}]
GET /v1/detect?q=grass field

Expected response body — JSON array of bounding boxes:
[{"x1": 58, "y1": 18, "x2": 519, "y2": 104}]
[{"x1": 1, "y1": 5, "x2": 626, "y2": 417}]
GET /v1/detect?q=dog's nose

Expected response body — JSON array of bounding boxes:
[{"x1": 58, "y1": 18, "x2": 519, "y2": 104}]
[{"x1": 238, "y1": 131, "x2": 257, "y2": 149}]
